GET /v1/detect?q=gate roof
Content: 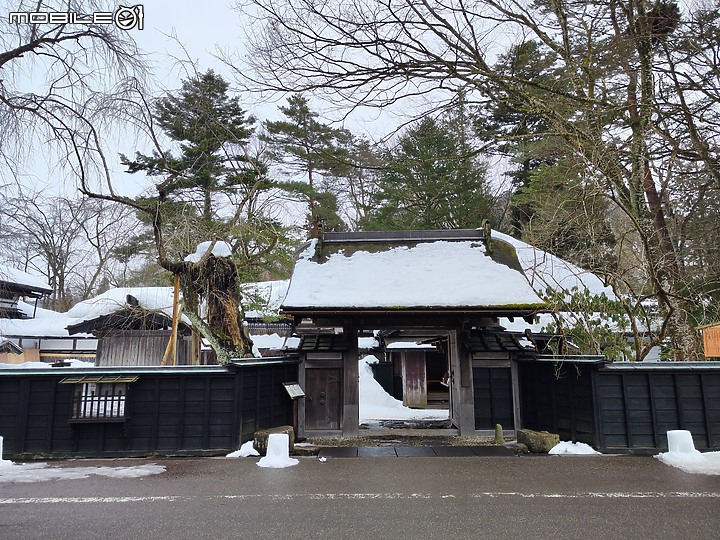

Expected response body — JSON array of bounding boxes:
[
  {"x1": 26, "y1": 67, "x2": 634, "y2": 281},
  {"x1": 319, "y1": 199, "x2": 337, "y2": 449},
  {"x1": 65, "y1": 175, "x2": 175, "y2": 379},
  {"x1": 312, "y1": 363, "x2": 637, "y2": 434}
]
[{"x1": 282, "y1": 229, "x2": 546, "y2": 322}]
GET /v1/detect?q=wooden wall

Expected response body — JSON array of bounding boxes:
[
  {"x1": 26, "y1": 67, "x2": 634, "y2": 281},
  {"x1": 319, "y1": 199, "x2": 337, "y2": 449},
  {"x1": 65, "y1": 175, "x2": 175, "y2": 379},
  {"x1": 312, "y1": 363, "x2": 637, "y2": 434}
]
[
  {"x1": 518, "y1": 360, "x2": 720, "y2": 453},
  {"x1": 518, "y1": 360, "x2": 597, "y2": 446},
  {"x1": 702, "y1": 324, "x2": 720, "y2": 358},
  {"x1": 473, "y1": 366, "x2": 515, "y2": 430},
  {"x1": 0, "y1": 360, "x2": 298, "y2": 459},
  {"x1": 595, "y1": 368, "x2": 720, "y2": 452},
  {"x1": 96, "y1": 330, "x2": 192, "y2": 366}
]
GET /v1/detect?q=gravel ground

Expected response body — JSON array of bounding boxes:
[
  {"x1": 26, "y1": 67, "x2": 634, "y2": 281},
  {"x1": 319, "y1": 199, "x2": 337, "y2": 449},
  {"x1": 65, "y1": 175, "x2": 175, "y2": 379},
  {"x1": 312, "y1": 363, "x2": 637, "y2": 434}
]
[{"x1": 303, "y1": 434, "x2": 511, "y2": 448}]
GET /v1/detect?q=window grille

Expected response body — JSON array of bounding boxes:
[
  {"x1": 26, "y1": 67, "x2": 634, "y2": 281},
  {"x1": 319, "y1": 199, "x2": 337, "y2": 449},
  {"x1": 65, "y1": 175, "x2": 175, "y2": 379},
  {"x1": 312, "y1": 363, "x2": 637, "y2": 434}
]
[{"x1": 60, "y1": 375, "x2": 138, "y2": 422}]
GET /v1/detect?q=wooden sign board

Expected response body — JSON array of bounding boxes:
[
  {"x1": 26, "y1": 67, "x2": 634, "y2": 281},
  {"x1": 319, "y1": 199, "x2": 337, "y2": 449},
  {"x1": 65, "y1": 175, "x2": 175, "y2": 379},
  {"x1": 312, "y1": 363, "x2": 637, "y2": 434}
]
[
  {"x1": 703, "y1": 324, "x2": 720, "y2": 358},
  {"x1": 282, "y1": 382, "x2": 305, "y2": 399}
]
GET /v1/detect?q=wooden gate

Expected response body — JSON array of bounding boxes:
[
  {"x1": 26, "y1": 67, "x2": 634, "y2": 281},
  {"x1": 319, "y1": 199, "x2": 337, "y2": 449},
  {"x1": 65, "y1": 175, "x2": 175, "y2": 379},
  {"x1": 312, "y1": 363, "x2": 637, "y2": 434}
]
[{"x1": 305, "y1": 367, "x2": 343, "y2": 430}]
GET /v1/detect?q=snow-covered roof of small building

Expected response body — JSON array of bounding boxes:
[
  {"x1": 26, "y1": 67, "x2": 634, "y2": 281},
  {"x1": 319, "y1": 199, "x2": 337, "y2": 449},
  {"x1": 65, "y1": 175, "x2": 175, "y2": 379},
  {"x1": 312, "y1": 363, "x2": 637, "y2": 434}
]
[
  {"x1": 0, "y1": 302, "x2": 90, "y2": 338},
  {"x1": 0, "y1": 264, "x2": 52, "y2": 296},
  {"x1": 66, "y1": 287, "x2": 176, "y2": 321},
  {"x1": 65, "y1": 287, "x2": 190, "y2": 335},
  {"x1": 282, "y1": 230, "x2": 545, "y2": 314}
]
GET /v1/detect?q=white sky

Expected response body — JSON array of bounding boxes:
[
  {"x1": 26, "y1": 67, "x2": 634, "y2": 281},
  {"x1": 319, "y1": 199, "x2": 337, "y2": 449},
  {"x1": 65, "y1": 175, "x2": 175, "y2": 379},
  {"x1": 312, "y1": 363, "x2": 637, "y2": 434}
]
[{"x1": 130, "y1": 1, "x2": 400, "y2": 134}]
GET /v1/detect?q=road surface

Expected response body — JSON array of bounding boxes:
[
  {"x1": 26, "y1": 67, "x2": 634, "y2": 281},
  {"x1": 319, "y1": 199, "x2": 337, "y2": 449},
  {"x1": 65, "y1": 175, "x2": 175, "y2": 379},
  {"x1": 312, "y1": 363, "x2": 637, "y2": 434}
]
[{"x1": 1, "y1": 454, "x2": 719, "y2": 539}]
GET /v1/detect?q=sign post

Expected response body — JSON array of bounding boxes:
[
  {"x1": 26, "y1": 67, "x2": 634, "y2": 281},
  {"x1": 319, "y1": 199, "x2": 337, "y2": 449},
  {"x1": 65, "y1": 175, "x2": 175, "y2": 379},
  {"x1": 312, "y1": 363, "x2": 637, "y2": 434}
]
[{"x1": 282, "y1": 382, "x2": 305, "y2": 441}]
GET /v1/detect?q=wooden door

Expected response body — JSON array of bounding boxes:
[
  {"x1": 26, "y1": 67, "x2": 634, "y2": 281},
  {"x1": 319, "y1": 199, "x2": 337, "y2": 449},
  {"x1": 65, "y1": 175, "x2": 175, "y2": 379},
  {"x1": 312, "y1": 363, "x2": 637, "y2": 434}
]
[
  {"x1": 305, "y1": 368, "x2": 342, "y2": 430},
  {"x1": 401, "y1": 351, "x2": 427, "y2": 407}
]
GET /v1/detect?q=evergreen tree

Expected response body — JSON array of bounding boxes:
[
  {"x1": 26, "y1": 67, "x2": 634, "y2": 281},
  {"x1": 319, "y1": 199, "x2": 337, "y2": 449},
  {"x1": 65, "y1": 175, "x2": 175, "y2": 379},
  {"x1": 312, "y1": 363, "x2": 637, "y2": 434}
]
[
  {"x1": 364, "y1": 116, "x2": 494, "y2": 230},
  {"x1": 114, "y1": 71, "x2": 295, "y2": 361},
  {"x1": 262, "y1": 95, "x2": 350, "y2": 235}
]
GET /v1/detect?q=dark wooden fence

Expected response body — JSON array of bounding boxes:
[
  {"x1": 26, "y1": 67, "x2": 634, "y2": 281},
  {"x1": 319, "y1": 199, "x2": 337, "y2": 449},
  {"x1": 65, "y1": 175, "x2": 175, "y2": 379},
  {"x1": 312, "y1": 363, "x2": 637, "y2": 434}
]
[
  {"x1": 473, "y1": 366, "x2": 515, "y2": 430},
  {"x1": 0, "y1": 358, "x2": 299, "y2": 459},
  {"x1": 518, "y1": 358, "x2": 720, "y2": 454}
]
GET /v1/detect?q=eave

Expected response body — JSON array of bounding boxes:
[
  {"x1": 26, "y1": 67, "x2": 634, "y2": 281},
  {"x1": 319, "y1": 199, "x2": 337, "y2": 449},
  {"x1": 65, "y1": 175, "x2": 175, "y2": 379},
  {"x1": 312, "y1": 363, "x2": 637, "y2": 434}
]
[{"x1": 281, "y1": 305, "x2": 548, "y2": 329}]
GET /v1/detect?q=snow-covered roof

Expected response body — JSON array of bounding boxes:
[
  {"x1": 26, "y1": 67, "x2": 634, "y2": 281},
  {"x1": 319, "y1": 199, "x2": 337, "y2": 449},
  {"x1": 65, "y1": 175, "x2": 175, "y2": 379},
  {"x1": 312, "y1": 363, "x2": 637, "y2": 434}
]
[
  {"x1": 282, "y1": 232, "x2": 545, "y2": 312},
  {"x1": 0, "y1": 264, "x2": 52, "y2": 295},
  {"x1": 242, "y1": 280, "x2": 289, "y2": 319},
  {"x1": 0, "y1": 299, "x2": 88, "y2": 338},
  {"x1": 493, "y1": 231, "x2": 614, "y2": 299},
  {"x1": 66, "y1": 287, "x2": 177, "y2": 321},
  {"x1": 64, "y1": 287, "x2": 190, "y2": 334}
]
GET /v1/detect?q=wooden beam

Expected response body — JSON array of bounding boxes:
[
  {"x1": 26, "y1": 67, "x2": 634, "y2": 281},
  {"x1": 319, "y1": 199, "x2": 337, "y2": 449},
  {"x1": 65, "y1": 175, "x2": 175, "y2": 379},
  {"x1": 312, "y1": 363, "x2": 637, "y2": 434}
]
[{"x1": 342, "y1": 325, "x2": 359, "y2": 437}]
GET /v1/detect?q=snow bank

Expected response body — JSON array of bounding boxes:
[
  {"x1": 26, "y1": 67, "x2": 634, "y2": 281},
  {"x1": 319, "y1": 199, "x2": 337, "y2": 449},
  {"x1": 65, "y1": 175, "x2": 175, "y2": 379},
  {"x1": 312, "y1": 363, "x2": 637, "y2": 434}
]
[
  {"x1": 359, "y1": 356, "x2": 448, "y2": 422},
  {"x1": 549, "y1": 441, "x2": 601, "y2": 455},
  {"x1": 655, "y1": 430, "x2": 720, "y2": 475},
  {"x1": 227, "y1": 440, "x2": 259, "y2": 458}
]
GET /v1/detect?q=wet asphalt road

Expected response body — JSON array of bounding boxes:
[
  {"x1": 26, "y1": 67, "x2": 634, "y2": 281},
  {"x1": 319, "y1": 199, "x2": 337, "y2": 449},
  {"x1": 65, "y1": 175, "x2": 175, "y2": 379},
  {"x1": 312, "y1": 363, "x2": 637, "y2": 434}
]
[{"x1": 1, "y1": 454, "x2": 719, "y2": 539}]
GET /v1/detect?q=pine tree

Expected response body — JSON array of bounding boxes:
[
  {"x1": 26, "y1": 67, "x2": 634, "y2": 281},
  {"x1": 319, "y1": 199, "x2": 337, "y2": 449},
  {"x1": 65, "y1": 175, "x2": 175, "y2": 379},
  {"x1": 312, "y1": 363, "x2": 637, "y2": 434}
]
[
  {"x1": 262, "y1": 95, "x2": 350, "y2": 235},
  {"x1": 364, "y1": 116, "x2": 494, "y2": 230}
]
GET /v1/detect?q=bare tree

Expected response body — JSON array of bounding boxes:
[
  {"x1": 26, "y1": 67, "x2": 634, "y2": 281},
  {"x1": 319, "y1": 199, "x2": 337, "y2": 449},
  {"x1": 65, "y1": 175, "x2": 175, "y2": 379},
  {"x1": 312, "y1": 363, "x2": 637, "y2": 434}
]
[
  {"x1": 0, "y1": 193, "x2": 138, "y2": 310},
  {"x1": 0, "y1": 0, "x2": 147, "y2": 189},
  {"x1": 236, "y1": 0, "x2": 719, "y2": 359}
]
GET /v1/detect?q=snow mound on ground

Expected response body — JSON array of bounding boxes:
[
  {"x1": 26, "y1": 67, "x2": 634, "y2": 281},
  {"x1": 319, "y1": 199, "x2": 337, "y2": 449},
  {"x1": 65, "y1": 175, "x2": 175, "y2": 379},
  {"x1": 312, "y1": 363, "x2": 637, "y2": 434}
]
[
  {"x1": 257, "y1": 434, "x2": 298, "y2": 468},
  {"x1": 226, "y1": 440, "x2": 259, "y2": 458},
  {"x1": 0, "y1": 462, "x2": 165, "y2": 482},
  {"x1": 549, "y1": 441, "x2": 601, "y2": 455},
  {"x1": 656, "y1": 450, "x2": 720, "y2": 475},
  {"x1": 359, "y1": 356, "x2": 448, "y2": 422}
]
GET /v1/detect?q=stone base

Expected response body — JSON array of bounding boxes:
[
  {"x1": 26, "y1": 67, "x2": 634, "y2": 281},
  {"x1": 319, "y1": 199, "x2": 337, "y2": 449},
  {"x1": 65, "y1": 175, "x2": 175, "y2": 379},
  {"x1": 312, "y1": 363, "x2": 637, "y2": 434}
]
[
  {"x1": 254, "y1": 425, "x2": 295, "y2": 455},
  {"x1": 516, "y1": 429, "x2": 560, "y2": 453}
]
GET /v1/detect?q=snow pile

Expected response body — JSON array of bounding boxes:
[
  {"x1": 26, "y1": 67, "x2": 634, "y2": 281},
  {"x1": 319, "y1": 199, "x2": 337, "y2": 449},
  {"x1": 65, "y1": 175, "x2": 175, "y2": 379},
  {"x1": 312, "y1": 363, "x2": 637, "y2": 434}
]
[
  {"x1": 549, "y1": 441, "x2": 601, "y2": 455},
  {"x1": 283, "y1": 239, "x2": 545, "y2": 309},
  {"x1": 0, "y1": 461, "x2": 165, "y2": 482},
  {"x1": 359, "y1": 356, "x2": 448, "y2": 422},
  {"x1": 257, "y1": 433, "x2": 298, "y2": 468},
  {"x1": 227, "y1": 440, "x2": 259, "y2": 458},
  {"x1": 184, "y1": 241, "x2": 233, "y2": 263},
  {"x1": 655, "y1": 430, "x2": 720, "y2": 476}
]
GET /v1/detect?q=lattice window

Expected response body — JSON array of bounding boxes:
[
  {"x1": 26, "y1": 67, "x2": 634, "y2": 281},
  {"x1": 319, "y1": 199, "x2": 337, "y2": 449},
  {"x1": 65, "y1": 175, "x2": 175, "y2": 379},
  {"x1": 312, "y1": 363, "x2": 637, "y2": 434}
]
[{"x1": 60, "y1": 375, "x2": 138, "y2": 422}]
